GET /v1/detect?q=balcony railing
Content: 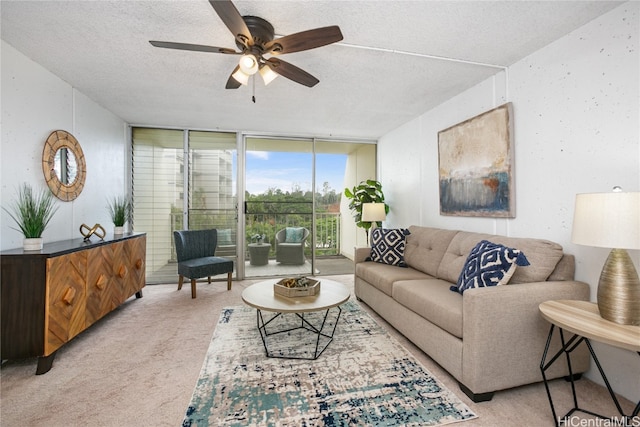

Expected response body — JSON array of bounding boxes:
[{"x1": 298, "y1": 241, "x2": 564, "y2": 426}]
[{"x1": 169, "y1": 209, "x2": 341, "y2": 261}]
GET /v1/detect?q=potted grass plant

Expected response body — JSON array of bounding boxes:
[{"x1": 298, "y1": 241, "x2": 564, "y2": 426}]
[
  {"x1": 107, "y1": 196, "x2": 132, "y2": 235},
  {"x1": 3, "y1": 183, "x2": 58, "y2": 250}
]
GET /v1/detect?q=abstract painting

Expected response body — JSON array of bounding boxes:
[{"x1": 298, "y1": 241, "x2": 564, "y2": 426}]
[{"x1": 438, "y1": 103, "x2": 515, "y2": 217}]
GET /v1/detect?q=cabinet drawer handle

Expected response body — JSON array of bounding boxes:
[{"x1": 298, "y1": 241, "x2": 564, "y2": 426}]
[
  {"x1": 118, "y1": 266, "x2": 127, "y2": 278},
  {"x1": 62, "y1": 287, "x2": 76, "y2": 305},
  {"x1": 135, "y1": 259, "x2": 143, "y2": 270},
  {"x1": 95, "y1": 274, "x2": 106, "y2": 290}
]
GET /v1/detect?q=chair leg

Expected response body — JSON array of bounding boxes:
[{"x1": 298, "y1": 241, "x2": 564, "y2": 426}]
[
  {"x1": 191, "y1": 279, "x2": 197, "y2": 299},
  {"x1": 227, "y1": 272, "x2": 232, "y2": 290},
  {"x1": 208, "y1": 276, "x2": 212, "y2": 284},
  {"x1": 177, "y1": 275, "x2": 184, "y2": 291}
]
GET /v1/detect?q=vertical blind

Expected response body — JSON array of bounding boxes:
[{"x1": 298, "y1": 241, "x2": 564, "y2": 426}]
[{"x1": 132, "y1": 128, "x2": 236, "y2": 283}]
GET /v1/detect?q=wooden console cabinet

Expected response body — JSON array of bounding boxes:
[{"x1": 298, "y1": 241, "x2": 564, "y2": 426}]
[{"x1": 1, "y1": 233, "x2": 146, "y2": 374}]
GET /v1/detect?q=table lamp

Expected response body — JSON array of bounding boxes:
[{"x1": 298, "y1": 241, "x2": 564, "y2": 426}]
[
  {"x1": 571, "y1": 188, "x2": 640, "y2": 325},
  {"x1": 362, "y1": 202, "x2": 387, "y2": 246}
]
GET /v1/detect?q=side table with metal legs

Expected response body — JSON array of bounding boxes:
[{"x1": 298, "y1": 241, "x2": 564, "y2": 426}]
[{"x1": 539, "y1": 300, "x2": 640, "y2": 427}]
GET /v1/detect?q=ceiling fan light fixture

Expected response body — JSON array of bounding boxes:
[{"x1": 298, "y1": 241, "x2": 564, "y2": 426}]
[
  {"x1": 239, "y1": 54, "x2": 259, "y2": 75},
  {"x1": 152, "y1": 1, "x2": 343, "y2": 89},
  {"x1": 232, "y1": 68, "x2": 250, "y2": 85},
  {"x1": 259, "y1": 64, "x2": 278, "y2": 85}
]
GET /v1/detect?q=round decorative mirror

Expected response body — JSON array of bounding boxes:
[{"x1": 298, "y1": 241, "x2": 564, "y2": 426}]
[{"x1": 42, "y1": 130, "x2": 86, "y2": 201}]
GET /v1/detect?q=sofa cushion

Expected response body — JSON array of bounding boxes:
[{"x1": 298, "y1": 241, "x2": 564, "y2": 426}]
[
  {"x1": 355, "y1": 262, "x2": 432, "y2": 297},
  {"x1": 437, "y1": 231, "x2": 565, "y2": 284},
  {"x1": 492, "y1": 236, "x2": 564, "y2": 284},
  {"x1": 393, "y1": 279, "x2": 463, "y2": 338},
  {"x1": 451, "y1": 240, "x2": 530, "y2": 294},
  {"x1": 404, "y1": 226, "x2": 459, "y2": 276},
  {"x1": 367, "y1": 228, "x2": 410, "y2": 267}
]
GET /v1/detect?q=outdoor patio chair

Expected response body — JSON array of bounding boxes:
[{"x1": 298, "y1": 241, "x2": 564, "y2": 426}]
[
  {"x1": 275, "y1": 227, "x2": 310, "y2": 265},
  {"x1": 173, "y1": 229, "x2": 233, "y2": 298}
]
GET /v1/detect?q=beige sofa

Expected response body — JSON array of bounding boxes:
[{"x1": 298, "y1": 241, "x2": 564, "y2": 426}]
[{"x1": 354, "y1": 225, "x2": 590, "y2": 402}]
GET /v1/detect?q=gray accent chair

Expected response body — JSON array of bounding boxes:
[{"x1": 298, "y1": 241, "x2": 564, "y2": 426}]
[
  {"x1": 275, "y1": 227, "x2": 310, "y2": 265},
  {"x1": 173, "y1": 229, "x2": 233, "y2": 298}
]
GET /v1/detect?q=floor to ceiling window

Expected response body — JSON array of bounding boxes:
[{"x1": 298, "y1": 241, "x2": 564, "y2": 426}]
[
  {"x1": 132, "y1": 127, "x2": 375, "y2": 283},
  {"x1": 131, "y1": 128, "x2": 184, "y2": 284},
  {"x1": 132, "y1": 128, "x2": 236, "y2": 284}
]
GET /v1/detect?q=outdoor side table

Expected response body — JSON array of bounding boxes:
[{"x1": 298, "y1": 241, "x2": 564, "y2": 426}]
[{"x1": 248, "y1": 243, "x2": 270, "y2": 266}]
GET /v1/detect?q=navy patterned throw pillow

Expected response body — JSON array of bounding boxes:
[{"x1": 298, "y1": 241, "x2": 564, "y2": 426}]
[
  {"x1": 451, "y1": 240, "x2": 530, "y2": 294},
  {"x1": 367, "y1": 228, "x2": 411, "y2": 267}
]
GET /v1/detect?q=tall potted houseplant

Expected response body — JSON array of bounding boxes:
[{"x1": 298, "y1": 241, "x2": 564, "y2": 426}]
[
  {"x1": 344, "y1": 179, "x2": 389, "y2": 240},
  {"x1": 107, "y1": 196, "x2": 131, "y2": 235},
  {"x1": 3, "y1": 183, "x2": 58, "y2": 250}
]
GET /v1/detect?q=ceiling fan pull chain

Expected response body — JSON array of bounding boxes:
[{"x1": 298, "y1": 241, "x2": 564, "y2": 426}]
[{"x1": 252, "y1": 74, "x2": 256, "y2": 103}]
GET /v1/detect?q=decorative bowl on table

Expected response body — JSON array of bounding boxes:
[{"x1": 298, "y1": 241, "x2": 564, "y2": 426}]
[{"x1": 274, "y1": 277, "x2": 320, "y2": 297}]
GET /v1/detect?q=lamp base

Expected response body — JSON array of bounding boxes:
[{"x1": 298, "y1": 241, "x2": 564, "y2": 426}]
[
  {"x1": 597, "y1": 248, "x2": 640, "y2": 326},
  {"x1": 368, "y1": 222, "x2": 378, "y2": 246}
]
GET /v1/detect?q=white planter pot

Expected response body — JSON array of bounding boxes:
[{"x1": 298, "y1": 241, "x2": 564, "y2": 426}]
[
  {"x1": 114, "y1": 226, "x2": 125, "y2": 235},
  {"x1": 23, "y1": 237, "x2": 43, "y2": 251}
]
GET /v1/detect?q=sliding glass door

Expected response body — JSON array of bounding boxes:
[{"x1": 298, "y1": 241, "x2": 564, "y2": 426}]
[
  {"x1": 244, "y1": 137, "x2": 314, "y2": 278},
  {"x1": 242, "y1": 137, "x2": 374, "y2": 279},
  {"x1": 188, "y1": 131, "x2": 237, "y2": 257}
]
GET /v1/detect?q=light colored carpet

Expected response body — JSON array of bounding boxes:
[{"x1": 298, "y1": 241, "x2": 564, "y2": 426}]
[
  {"x1": 0, "y1": 274, "x2": 635, "y2": 426},
  {"x1": 183, "y1": 301, "x2": 477, "y2": 426}
]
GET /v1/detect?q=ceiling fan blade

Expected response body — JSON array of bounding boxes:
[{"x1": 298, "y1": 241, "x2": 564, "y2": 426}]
[
  {"x1": 225, "y1": 66, "x2": 242, "y2": 89},
  {"x1": 265, "y1": 26, "x2": 343, "y2": 55},
  {"x1": 209, "y1": 0, "x2": 252, "y2": 47},
  {"x1": 149, "y1": 41, "x2": 239, "y2": 54},
  {"x1": 266, "y1": 58, "x2": 319, "y2": 87}
]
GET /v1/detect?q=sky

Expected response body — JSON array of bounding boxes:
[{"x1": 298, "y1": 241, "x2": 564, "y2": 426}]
[{"x1": 245, "y1": 151, "x2": 347, "y2": 196}]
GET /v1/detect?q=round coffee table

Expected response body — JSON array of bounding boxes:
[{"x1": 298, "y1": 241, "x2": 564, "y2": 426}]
[{"x1": 242, "y1": 278, "x2": 350, "y2": 359}]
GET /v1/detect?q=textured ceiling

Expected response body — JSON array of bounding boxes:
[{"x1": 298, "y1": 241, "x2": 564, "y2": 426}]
[{"x1": 1, "y1": 1, "x2": 622, "y2": 140}]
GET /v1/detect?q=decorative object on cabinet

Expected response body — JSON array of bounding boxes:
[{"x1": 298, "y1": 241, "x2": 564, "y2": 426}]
[
  {"x1": 107, "y1": 196, "x2": 132, "y2": 235},
  {"x1": 572, "y1": 188, "x2": 640, "y2": 325},
  {"x1": 0, "y1": 233, "x2": 146, "y2": 374},
  {"x1": 80, "y1": 223, "x2": 106, "y2": 240},
  {"x1": 42, "y1": 130, "x2": 86, "y2": 201},
  {"x1": 2, "y1": 183, "x2": 59, "y2": 251},
  {"x1": 438, "y1": 103, "x2": 515, "y2": 218}
]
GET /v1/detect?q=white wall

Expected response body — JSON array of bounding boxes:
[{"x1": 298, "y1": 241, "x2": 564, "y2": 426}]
[
  {"x1": 1, "y1": 41, "x2": 127, "y2": 250},
  {"x1": 378, "y1": 3, "x2": 639, "y2": 401},
  {"x1": 341, "y1": 144, "x2": 378, "y2": 257}
]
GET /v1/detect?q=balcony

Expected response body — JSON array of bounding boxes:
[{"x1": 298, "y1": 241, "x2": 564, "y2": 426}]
[{"x1": 145, "y1": 209, "x2": 353, "y2": 283}]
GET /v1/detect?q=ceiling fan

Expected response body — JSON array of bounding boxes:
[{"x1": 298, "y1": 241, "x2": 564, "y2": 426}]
[{"x1": 150, "y1": 0, "x2": 343, "y2": 89}]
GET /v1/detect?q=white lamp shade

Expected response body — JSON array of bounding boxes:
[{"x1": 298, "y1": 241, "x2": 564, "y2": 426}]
[
  {"x1": 239, "y1": 54, "x2": 259, "y2": 75},
  {"x1": 571, "y1": 192, "x2": 640, "y2": 250},
  {"x1": 259, "y1": 64, "x2": 278, "y2": 85},
  {"x1": 231, "y1": 68, "x2": 250, "y2": 85},
  {"x1": 362, "y1": 203, "x2": 387, "y2": 222}
]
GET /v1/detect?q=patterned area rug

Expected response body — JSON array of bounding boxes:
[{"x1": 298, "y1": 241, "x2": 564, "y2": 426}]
[{"x1": 182, "y1": 301, "x2": 477, "y2": 426}]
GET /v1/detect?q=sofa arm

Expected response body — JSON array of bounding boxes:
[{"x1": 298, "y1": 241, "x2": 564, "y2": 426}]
[
  {"x1": 461, "y1": 280, "x2": 591, "y2": 395},
  {"x1": 354, "y1": 246, "x2": 371, "y2": 264}
]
